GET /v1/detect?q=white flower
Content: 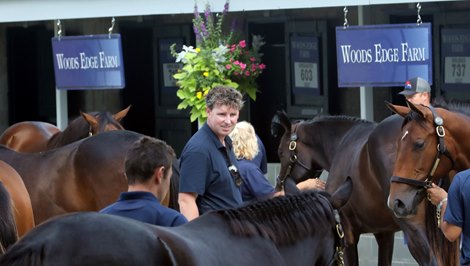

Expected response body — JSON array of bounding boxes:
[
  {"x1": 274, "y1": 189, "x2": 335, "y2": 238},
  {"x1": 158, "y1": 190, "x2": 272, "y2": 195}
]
[
  {"x1": 212, "y1": 44, "x2": 229, "y2": 63},
  {"x1": 175, "y1": 45, "x2": 198, "y2": 63}
]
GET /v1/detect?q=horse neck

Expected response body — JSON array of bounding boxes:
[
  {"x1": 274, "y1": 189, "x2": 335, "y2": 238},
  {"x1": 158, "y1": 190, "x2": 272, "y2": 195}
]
[
  {"x1": 47, "y1": 117, "x2": 89, "y2": 149},
  {"x1": 446, "y1": 112, "x2": 470, "y2": 171},
  {"x1": 302, "y1": 118, "x2": 372, "y2": 170}
]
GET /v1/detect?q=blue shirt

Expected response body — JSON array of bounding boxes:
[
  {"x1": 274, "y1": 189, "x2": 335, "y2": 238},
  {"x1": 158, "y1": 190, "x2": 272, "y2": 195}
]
[
  {"x1": 179, "y1": 123, "x2": 243, "y2": 214},
  {"x1": 238, "y1": 159, "x2": 274, "y2": 203},
  {"x1": 444, "y1": 169, "x2": 470, "y2": 265},
  {"x1": 99, "y1": 191, "x2": 187, "y2": 226},
  {"x1": 252, "y1": 135, "x2": 268, "y2": 174}
]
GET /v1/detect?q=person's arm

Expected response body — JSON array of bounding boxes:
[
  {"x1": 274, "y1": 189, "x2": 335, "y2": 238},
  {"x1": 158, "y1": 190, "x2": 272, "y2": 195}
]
[
  {"x1": 439, "y1": 201, "x2": 462, "y2": 242},
  {"x1": 427, "y1": 183, "x2": 462, "y2": 242},
  {"x1": 296, "y1": 178, "x2": 326, "y2": 191},
  {"x1": 178, "y1": 192, "x2": 199, "y2": 221}
]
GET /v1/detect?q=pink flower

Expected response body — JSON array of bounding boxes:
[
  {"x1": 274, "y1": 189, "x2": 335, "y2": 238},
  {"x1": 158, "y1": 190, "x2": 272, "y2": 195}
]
[
  {"x1": 234, "y1": 71, "x2": 240, "y2": 76},
  {"x1": 251, "y1": 64, "x2": 257, "y2": 70},
  {"x1": 259, "y1": 63, "x2": 266, "y2": 69},
  {"x1": 234, "y1": 61, "x2": 240, "y2": 65},
  {"x1": 239, "y1": 63, "x2": 246, "y2": 70},
  {"x1": 250, "y1": 57, "x2": 256, "y2": 62},
  {"x1": 245, "y1": 71, "x2": 250, "y2": 76},
  {"x1": 226, "y1": 64, "x2": 232, "y2": 69},
  {"x1": 239, "y1": 40, "x2": 246, "y2": 48}
]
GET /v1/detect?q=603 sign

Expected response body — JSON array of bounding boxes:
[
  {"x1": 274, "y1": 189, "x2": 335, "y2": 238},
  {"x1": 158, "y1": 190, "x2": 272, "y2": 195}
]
[{"x1": 294, "y1": 62, "x2": 318, "y2": 88}]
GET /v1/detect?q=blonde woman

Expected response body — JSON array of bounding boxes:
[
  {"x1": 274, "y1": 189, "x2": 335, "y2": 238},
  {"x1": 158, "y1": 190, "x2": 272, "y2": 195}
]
[{"x1": 230, "y1": 121, "x2": 275, "y2": 202}]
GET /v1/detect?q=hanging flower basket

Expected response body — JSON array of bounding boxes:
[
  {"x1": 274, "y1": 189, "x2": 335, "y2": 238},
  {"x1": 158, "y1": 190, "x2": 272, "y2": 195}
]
[{"x1": 171, "y1": 0, "x2": 266, "y2": 123}]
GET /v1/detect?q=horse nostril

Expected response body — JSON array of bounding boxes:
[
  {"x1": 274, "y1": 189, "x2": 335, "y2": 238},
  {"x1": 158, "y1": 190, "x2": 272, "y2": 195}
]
[{"x1": 393, "y1": 198, "x2": 407, "y2": 217}]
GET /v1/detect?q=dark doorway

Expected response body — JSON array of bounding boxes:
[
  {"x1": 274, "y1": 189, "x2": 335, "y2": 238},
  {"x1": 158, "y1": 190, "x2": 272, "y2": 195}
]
[
  {"x1": 7, "y1": 25, "x2": 55, "y2": 124},
  {"x1": 248, "y1": 22, "x2": 286, "y2": 163},
  {"x1": 120, "y1": 24, "x2": 156, "y2": 136}
]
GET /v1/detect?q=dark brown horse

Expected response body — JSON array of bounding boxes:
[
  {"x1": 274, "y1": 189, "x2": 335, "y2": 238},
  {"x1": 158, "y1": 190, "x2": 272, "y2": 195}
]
[
  {"x1": 272, "y1": 111, "x2": 451, "y2": 266},
  {"x1": 0, "y1": 178, "x2": 353, "y2": 266},
  {"x1": 0, "y1": 160, "x2": 35, "y2": 237},
  {"x1": 0, "y1": 105, "x2": 130, "y2": 153},
  {"x1": 387, "y1": 101, "x2": 470, "y2": 265},
  {"x1": 0, "y1": 130, "x2": 179, "y2": 225}
]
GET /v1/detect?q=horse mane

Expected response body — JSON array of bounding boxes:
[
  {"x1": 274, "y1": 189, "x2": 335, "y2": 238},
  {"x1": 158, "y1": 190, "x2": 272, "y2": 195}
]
[
  {"x1": 218, "y1": 191, "x2": 335, "y2": 246},
  {"x1": 310, "y1": 115, "x2": 375, "y2": 125},
  {"x1": 433, "y1": 96, "x2": 470, "y2": 116}
]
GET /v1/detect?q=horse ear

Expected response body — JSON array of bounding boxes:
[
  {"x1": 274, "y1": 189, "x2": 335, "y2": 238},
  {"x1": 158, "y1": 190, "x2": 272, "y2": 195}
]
[
  {"x1": 80, "y1": 111, "x2": 98, "y2": 128},
  {"x1": 271, "y1": 110, "x2": 290, "y2": 138},
  {"x1": 329, "y1": 176, "x2": 353, "y2": 210},
  {"x1": 406, "y1": 100, "x2": 427, "y2": 119},
  {"x1": 113, "y1": 105, "x2": 131, "y2": 122},
  {"x1": 385, "y1": 101, "x2": 410, "y2": 118}
]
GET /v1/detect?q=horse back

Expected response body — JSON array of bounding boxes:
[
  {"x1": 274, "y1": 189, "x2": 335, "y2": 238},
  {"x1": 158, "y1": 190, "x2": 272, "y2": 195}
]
[
  {"x1": 0, "y1": 180, "x2": 18, "y2": 255},
  {"x1": 0, "y1": 122, "x2": 60, "y2": 153}
]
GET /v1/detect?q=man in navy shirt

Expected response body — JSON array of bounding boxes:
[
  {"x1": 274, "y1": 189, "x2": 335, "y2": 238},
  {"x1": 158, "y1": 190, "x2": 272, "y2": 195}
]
[
  {"x1": 179, "y1": 86, "x2": 244, "y2": 221},
  {"x1": 100, "y1": 136, "x2": 187, "y2": 226}
]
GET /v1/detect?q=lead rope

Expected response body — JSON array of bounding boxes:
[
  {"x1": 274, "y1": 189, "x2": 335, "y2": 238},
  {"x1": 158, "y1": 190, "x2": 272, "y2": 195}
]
[{"x1": 333, "y1": 209, "x2": 345, "y2": 266}]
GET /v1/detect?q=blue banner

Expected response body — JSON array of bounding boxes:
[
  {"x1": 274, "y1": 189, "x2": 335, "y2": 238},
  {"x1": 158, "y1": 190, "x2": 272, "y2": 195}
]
[
  {"x1": 290, "y1": 36, "x2": 320, "y2": 95},
  {"x1": 441, "y1": 28, "x2": 470, "y2": 91},
  {"x1": 51, "y1": 34, "x2": 125, "y2": 90},
  {"x1": 336, "y1": 23, "x2": 432, "y2": 87}
]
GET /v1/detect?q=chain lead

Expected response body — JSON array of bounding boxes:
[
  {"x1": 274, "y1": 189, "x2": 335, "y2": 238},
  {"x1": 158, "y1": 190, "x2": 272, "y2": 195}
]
[
  {"x1": 108, "y1": 17, "x2": 116, "y2": 38},
  {"x1": 343, "y1": 6, "x2": 349, "y2": 28},
  {"x1": 417, "y1": 3, "x2": 422, "y2": 25},
  {"x1": 56, "y1": 19, "x2": 62, "y2": 40}
]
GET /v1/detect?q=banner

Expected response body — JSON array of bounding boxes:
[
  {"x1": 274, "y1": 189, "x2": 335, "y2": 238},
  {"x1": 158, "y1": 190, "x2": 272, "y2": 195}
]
[
  {"x1": 51, "y1": 34, "x2": 125, "y2": 90},
  {"x1": 290, "y1": 36, "x2": 320, "y2": 95},
  {"x1": 336, "y1": 23, "x2": 432, "y2": 87},
  {"x1": 441, "y1": 28, "x2": 470, "y2": 91}
]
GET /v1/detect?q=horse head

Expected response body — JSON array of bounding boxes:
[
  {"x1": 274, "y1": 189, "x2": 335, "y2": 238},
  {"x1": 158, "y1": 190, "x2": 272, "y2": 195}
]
[
  {"x1": 272, "y1": 111, "x2": 323, "y2": 194},
  {"x1": 80, "y1": 105, "x2": 131, "y2": 136},
  {"x1": 386, "y1": 101, "x2": 456, "y2": 218}
]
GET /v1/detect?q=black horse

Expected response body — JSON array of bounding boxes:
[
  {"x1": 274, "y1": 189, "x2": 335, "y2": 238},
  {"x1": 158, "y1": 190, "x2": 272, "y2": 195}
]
[{"x1": 0, "y1": 178, "x2": 353, "y2": 266}]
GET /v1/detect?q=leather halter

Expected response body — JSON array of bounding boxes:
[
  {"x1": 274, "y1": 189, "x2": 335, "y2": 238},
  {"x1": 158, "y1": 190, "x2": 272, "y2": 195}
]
[
  {"x1": 275, "y1": 124, "x2": 313, "y2": 191},
  {"x1": 390, "y1": 106, "x2": 454, "y2": 188},
  {"x1": 329, "y1": 209, "x2": 345, "y2": 266}
]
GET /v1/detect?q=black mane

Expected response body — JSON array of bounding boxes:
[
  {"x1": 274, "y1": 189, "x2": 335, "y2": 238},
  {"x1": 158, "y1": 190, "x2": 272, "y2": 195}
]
[
  {"x1": 218, "y1": 191, "x2": 335, "y2": 246},
  {"x1": 310, "y1": 115, "x2": 375, "y2": 125}
]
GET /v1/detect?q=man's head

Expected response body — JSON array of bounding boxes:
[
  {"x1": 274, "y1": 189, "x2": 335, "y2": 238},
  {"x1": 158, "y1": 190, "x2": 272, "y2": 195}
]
[
  {"x1": 125, "y1": 137, "x2": 175, "y2": 197},
  {"x1": 398, "y1": 77, "x2": 431, "y2": 106},
  {"x1": 205, "y1": 86, "x2": 244, "y2": 141}
]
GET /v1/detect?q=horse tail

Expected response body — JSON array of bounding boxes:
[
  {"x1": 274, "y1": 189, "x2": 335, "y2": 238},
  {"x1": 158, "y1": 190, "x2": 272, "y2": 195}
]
[
  {"x1": 168, "y1": 158, "x2": 181, "y2": 211},
  {"x1": 0, "y1": 181, "x2": 18, "y2": 255},
  {"x1": 425, "y1": 176, "x2": 459, "y2": 266}
]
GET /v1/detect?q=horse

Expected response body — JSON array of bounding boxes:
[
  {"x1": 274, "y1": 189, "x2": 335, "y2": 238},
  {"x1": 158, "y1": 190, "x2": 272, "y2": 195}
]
[
  {"x1": 0, "y1": 178, "x2": 353, "y2": 266},
  {"x1": 272, "y1": 110, "x2": 453, "y2": 266},
  {"x1": 0, "y1": 181, "x2": 18, "y2": 255},
  {"x1": 0, "y1": 105, "x2": 130, "y2": 153},
  {"x1": 0, "y1": 160, "x2": 35, "y2": 237},
  {"x1": 0, "y1": 130, "x2": 179, "y2": 225},
  {"x1": 386, "y1": 101, "x2": 470, "y2": 265}
]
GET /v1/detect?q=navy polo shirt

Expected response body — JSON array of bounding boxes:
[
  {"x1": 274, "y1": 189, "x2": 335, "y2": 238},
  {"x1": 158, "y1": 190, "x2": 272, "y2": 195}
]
[
  {"x1": 99, "y1": 191, "x2": 187, "y2": 226},
  {"x1": 238, "y1": 159, "x2": 274, "y2": 203},
  {"x1": 179, "y1": 123, "x2": 243, "y2": 214}
]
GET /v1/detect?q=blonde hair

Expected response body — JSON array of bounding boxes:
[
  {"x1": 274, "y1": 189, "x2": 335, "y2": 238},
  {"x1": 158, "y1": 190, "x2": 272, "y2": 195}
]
[{"x1": 230, "y1": 121, "x2": 259, "y2": 160}]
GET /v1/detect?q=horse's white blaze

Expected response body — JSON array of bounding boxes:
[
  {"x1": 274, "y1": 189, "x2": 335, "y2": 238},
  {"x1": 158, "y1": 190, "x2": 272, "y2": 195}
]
[{"x1": 401, "y1": 130, "x2": 409, "y2": 141}]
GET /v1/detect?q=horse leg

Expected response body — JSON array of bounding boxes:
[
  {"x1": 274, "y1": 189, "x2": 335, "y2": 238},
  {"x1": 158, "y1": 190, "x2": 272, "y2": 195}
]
[
  {"x1": 343, "y1": 243, "x2": 359, "y2": 266},
  {"x1": 374, "y1": 232, "x2": 394, "y2": 266}
]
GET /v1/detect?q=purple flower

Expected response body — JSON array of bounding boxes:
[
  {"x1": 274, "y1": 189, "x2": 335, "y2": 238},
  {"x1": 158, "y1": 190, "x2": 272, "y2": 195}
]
[{"x1": 223, "y1": 1, "x2": 230, "y2": 16}]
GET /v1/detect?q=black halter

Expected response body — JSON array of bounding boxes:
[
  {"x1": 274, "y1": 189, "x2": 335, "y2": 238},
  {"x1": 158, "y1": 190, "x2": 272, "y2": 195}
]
[
  {"x1": 275, "y1": 124, "x2": 314, "y2": 191},
  {"x1": 390, "y1": 106, "x2": 455, "y2": 188}
]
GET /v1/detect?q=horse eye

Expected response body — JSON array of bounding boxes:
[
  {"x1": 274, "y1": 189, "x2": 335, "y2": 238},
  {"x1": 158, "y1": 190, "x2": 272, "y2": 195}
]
[{"x1": 414, "y1": 140, "x2": 425, "y2": 150}]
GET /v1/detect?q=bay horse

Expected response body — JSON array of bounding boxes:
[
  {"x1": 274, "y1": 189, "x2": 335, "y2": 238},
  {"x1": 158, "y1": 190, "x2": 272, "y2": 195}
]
[
  {"x1": 386, "y1": 101, "x2": 470, "y2": 265},
  {"x1": 0, "y1": 160, "x2": 35, "y2": 237},
  {"x1": 0, "y1": 105, "x2": 130, "y2": 153},
  {"x1": 272, "y1": 110, "x2": 453, "y2": 266},
  {"x1": 0, "y1": 178, "x2": 353, "y2": 266},
  {"x1": 0, "y1": 181, "x2": 18, "y2": 254},
  {"x1": 0, "y1": 130, "x2": 179, "y2": 225}
]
